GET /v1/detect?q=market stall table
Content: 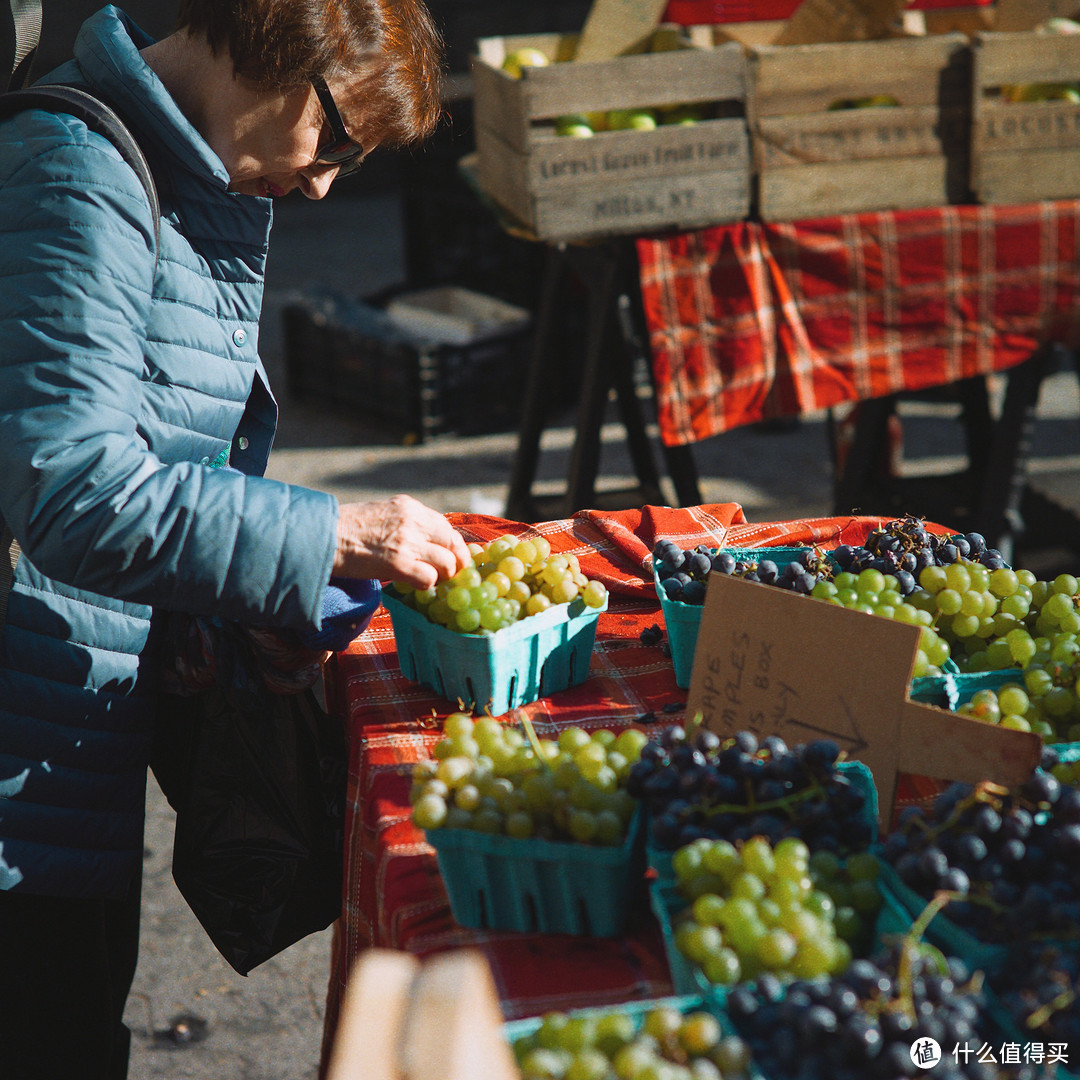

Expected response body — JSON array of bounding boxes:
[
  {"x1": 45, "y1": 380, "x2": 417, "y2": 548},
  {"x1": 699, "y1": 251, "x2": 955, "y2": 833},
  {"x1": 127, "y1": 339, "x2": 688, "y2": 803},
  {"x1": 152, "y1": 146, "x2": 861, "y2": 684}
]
[
  {"x1": 317, "y1": 503, "x2": 945, "y2": 1074},
  {"x1": 508, "y1": 201, "x2": 1080, "y2": 549},
  {"x1": 636, "y1": 199, "x2": 1080, "y2": 547}
]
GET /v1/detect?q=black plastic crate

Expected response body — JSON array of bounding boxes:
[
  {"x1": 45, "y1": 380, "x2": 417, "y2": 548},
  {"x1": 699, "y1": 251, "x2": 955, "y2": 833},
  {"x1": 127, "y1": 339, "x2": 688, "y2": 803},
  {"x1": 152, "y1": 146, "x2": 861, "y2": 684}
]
[{"x1": 281, "y1": 289, "x2": 531, "y2": 443}]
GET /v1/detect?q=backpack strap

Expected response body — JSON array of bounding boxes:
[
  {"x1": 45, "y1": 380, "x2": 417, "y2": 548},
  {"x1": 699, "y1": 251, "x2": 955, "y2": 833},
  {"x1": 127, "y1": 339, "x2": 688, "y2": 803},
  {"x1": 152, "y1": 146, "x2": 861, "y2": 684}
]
[
  {"x1": 0, "y1": 84, "x2": 160, "y2": 270},
  {"x1": 2, "y1": 0, "x2": 41, "y2": 91}
]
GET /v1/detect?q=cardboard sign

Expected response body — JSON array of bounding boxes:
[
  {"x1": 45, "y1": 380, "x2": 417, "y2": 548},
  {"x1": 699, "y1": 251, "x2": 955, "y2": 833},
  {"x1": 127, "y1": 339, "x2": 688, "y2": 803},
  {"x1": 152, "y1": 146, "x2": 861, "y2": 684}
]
[
  {"x1": 773, "y1": 0, "x2": 907, "y2": 45},
  {"x1": 995, "y1": 0, "x2": 1080, "y2": 32},
  {"x1": 574, "y1": 0, "x2": 670, "y2": 61},
  {"x1": 686, "y1": 573, "x2": 1043, "y2": 823}
]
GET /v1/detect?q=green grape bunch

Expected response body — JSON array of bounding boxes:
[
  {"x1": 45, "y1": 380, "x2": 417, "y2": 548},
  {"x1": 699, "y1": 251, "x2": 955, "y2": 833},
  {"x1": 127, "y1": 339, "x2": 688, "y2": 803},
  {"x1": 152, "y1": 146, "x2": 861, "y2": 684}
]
[
  {"x1": 668, "y1": 835, "x2": 880, "y2": 988},
  {"x1": 393, "y1": 533, "x2": 607, "y2": 635},
  {"x1": 410, "y1": 712, "x2": 647, "y2": 845},
  {"x1": 511, "y1": 1003, "x2": 754, "y2": 1080},
  {"x1": 919, "y1": 568, "x2": 1080, "y2": 741},
  {"x1": 809, "y1": 567, "x2": 951, "y2": 678}
]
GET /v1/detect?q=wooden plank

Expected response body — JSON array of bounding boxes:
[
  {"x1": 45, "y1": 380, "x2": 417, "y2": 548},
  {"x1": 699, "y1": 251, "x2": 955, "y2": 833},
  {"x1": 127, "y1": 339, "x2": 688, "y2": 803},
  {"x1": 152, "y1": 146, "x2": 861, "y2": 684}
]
[
  {"x1": 574, "y1": 0, "x2": 669, "y2": 62},
  {"x1": 751, "y1": 34, "x2": 970, "y2": 117},
  {"x1": 773, "y1": 0, "x2": 907, "y2": 46},
  {"x1": 475, "y1": 126, "x2": 537, "y2": 228},
  {"x1": 755, "y1": 104, "x2": 967, "y2": 167},
  {"x1": 975, "y1": 146, "x2": 1080, "y2": 203},
  {"x1": 757, "y1": 155, "x2": 954, "y2": 221},
  {"x1": 994, "y1": 0, "x2": 1077, "y2": 32},
  {"x1": 924, "y1": 7, "x2": 994, "y2": 36},
  {"x1": 691, "y1": 21, "x2": 785, "y2": 49},
  {"x1": 477, "y1": 125, "x2": 750, "y2": 239},
  {"x1": 532, "y1": 169, "x2": 750, "y2": 239},
  {"x1": 473, "y1": 38, "x2": 745, "y2": 148},
  {"x1": 470, "y1": 54, "x2": 529, "y2": 151},
  {"x1": 521, "y1": 118, "x2": 749, "y2": 191},
  {"x1": 973, "y1": 30, "x2": 1080, "y2": 89},
  {"x1": 323, "y1": 950, "x2": 419, "y2": 1080},
  {"x1": 974, "y1": 98, "x2": 1080, "y2": 154},
  {"x1": 400, "y1": 951, "x2": 519, "y2": 1080}
]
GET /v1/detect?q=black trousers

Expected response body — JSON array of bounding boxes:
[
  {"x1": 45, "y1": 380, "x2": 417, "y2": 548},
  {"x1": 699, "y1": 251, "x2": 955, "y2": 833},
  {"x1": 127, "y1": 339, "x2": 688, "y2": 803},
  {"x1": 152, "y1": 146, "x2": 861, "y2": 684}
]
[{"x1": 0, "y1": 866, "x2": 142, "y2": 1080}]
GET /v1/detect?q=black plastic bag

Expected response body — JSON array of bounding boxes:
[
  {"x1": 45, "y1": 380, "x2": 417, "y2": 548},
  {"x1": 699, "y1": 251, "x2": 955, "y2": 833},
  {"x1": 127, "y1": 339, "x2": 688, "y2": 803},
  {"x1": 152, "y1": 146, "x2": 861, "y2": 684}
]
[{"x1": 151, "y1": 621, "x2": 346, "y2": 976}]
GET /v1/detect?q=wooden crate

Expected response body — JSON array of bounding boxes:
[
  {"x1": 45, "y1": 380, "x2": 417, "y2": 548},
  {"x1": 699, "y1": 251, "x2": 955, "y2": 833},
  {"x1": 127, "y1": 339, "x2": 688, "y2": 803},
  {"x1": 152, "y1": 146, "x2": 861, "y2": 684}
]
[
  {"x1": 471, "y1": 31, "x2": 750, "y2": 241},
  {"x1": 972, "y1": 30, "x2": 1080, "y2": 204},
  {"x1": 747, "y1": 33, "x2": 972, "y2": 221}
]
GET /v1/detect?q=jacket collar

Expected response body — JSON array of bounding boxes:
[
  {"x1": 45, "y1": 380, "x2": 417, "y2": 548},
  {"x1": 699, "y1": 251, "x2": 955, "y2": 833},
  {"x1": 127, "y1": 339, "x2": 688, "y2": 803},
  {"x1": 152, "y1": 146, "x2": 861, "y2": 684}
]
[{"x1": 70, "y1": 5, "x2": 234, "y2": 191}]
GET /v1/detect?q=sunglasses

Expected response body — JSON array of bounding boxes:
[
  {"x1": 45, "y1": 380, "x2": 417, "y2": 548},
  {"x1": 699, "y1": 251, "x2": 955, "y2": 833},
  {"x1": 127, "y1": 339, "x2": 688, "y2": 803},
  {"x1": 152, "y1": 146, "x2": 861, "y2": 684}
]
[{"x1": 310, "y1": 75, "x2": 367, "y2": 176}]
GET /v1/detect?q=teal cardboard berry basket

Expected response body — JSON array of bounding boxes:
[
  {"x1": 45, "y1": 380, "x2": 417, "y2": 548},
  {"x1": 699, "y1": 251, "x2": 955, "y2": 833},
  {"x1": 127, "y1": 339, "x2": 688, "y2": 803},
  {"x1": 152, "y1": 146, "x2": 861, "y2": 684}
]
[
  {"x1": 384, "y1": 588, "x2": 605, "y2": 715},
  {"x1": 653, "y1": 548, "x2": 815, "y2": 689},
  {"x1": 425, "y1": 805, "x2": 645, "y2": 937},
  {"x1": 873, "y1": 857, "x2": 1009, "y2": 976}
]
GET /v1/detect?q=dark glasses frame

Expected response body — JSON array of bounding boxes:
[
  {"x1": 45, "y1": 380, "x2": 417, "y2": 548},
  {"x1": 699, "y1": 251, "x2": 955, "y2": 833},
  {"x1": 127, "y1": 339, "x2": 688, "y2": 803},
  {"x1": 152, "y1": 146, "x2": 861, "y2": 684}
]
[{"x1": 310, "y1": 74, "x2": 367, "y2": 176}]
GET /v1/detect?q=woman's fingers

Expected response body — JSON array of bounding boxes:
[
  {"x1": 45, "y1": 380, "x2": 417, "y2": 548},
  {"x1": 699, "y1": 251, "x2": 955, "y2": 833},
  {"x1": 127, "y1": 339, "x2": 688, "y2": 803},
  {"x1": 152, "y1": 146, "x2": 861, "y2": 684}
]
[{"x1": 332, "y1": 495, "x2": 469, "y2": 586}]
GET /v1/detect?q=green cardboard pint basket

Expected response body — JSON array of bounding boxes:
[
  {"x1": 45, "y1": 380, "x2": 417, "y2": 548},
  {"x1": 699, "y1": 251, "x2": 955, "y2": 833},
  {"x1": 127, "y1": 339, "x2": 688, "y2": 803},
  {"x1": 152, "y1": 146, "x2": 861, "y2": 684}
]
[
  {"x1": 654, "y1": 548, "x2": 815, "y2": 689},
  {"x1": 384, "y1": 588, "x2": 605, "y2": 714},
  {"x1": 426, "y1": 806, "x2": 645, "y2": 937}
]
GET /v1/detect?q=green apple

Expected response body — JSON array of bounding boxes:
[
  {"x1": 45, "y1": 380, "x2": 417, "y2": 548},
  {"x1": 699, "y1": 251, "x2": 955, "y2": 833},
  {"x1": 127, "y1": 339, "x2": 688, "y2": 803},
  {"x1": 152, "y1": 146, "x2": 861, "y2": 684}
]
[
  {"x1": 555, "y1": 113, "x2": 594, "y2": 138},
  {"x1": 501, "y1": 47, "x2": 550, "y2": 79},
  {"x1": 606, "y1": 109, "x2": 657, "y2": 131},
  {"x1": 1006, "y1": 82, "x2": 1080, "y2": 103},
  {"x1": 1039, "y1": 17, "x2": 1080, "y2": 34},
  {"x1": 660, "y1": 105, "x2": 704, "y2": 126}
]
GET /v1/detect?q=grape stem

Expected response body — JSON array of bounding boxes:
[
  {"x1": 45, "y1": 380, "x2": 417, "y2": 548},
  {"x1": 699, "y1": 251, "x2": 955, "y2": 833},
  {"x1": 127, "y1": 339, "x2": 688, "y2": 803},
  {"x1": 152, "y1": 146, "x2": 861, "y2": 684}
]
[
  {"x1": 514, "y1": 710, "x2": 552, "y2": 772},
  {"x1": 1027, "y1": 986, "x2": 1076, "y2": 1030}
]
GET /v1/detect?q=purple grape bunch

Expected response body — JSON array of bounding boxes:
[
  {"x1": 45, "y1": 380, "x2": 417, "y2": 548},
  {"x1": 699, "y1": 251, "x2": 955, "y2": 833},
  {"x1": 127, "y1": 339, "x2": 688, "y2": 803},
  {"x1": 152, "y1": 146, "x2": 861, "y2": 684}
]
[
  {"x1": 831, "y1": 516, "x2": 1006, "y2": 599},
  {"x1": 727, "y1": 946, "x2": 1034, "y2": 1080},
  {"x1": 653, "y1": 539, "x2": 830, "y2": 605},
  {"x1": 881, "y1": 746, "x2": 1080, "y2": 944},
  {"x1": 652, "y1": 517, "x2": 1007, "y2": 608},
  {"x1": 626, "y1": 726, "x2": 873, "y2": 856},
  {"x1": 991, "y1": 943, "x2": 1080, "y2": 1052}
]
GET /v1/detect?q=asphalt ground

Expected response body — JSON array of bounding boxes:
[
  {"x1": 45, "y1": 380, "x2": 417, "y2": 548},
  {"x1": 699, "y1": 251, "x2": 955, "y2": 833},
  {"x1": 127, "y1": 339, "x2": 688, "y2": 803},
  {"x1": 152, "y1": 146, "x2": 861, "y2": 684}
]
[{"x1": 122, "y1": 187, "x2": 1080, "y2": 1079}]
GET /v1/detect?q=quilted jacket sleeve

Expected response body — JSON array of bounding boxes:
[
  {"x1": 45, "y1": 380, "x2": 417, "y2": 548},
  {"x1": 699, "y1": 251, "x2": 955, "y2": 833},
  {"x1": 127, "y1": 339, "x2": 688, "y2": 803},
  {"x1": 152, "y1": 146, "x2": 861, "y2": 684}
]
[{"x1": 0, "y1": 111, "x2": 338, "y2": 631}]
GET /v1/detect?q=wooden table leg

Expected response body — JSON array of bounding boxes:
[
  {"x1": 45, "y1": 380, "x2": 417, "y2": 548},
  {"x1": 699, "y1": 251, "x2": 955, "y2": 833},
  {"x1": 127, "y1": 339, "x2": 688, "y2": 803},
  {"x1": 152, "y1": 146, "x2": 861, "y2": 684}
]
[
  {"x1": 505, "y1": 238, "x2": 696, "y2": 520},
  {"x1": 566, "y1": 245, "x2": 620, "y2": 512},
  {"x1": 617, "y1": 248, "x2": 703, "y2": 508},
  {"x1": 976, "y1": 345, "x2": 1057, "y2": 560},
  {"x1": 504, "y1": 243, "x2": 565, "y2": 522},
  {"x1": 830, "y1": 395, "x2": 899, "y2": 516}
]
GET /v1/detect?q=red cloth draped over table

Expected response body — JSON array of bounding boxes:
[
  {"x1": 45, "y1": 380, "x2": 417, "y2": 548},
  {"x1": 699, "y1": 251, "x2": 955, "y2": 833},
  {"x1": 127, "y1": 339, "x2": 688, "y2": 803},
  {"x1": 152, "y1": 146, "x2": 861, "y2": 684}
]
[
  {"x1": 319, "y1": 504, "x2": 949, "y2": 1069},
  {"x1": 636, "y1": 201, "x2": 1080, "y2": 447}
]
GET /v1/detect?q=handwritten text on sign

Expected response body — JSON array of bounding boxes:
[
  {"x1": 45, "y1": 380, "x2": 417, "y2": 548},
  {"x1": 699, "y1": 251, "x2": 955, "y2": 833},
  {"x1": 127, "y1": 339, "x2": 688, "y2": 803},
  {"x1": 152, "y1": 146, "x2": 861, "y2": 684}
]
[{"x1": 686, "y1": 572, "x2": 915, "y2": 813}]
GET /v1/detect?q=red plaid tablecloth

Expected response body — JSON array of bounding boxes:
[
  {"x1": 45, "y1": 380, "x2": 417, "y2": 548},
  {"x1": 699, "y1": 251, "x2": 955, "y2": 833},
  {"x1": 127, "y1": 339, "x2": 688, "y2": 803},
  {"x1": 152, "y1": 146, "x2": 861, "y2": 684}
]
[
  {"x1": 636, "y1": 201, "x2": 1080, "y2": 447},
  {"x1": 319, "y1": 504, "x2": 951, "y2": 1069}
]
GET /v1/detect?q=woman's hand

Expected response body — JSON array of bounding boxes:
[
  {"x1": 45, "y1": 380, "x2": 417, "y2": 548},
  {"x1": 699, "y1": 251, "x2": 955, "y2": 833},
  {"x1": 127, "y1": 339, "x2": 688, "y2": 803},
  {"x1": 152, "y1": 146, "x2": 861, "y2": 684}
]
[{"x1": 333, "y1": 495, "x2": 470, "y2": 589}]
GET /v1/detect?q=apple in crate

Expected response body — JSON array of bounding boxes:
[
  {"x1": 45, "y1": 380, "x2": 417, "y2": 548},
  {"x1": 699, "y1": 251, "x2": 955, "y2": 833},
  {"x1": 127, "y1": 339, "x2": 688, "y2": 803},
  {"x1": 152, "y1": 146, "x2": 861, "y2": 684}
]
[
  {"x1": 607, "y1": 109, "x2": 657, "y2": 131},
  {"x1": 555, "y1": 113, "x2": 594, "y2": 138},
  {"x1": 501, "y1": 47, "x2": 549, "y2": 78}
]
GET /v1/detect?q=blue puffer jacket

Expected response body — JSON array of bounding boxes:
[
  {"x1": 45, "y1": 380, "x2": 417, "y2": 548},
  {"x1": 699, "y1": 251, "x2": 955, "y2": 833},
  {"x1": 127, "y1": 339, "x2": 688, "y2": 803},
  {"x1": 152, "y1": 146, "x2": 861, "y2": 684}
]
[{"x1": 0, "y1": 7, "x2": 340, "y2": 898}]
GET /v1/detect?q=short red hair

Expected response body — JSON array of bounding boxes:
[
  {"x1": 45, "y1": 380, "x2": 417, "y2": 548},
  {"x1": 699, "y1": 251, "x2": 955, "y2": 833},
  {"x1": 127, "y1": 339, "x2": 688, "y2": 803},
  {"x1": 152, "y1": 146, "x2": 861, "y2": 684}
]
[{"x1": 175, "y1": 0, "x2": 445, "y2": 147}]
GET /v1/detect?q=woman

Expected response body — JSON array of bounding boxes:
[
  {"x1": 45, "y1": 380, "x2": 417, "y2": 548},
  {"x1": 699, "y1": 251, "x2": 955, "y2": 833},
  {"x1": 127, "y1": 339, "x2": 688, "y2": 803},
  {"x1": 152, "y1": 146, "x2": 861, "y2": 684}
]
[{"x1": 0, "y1": 2, "x2": 468, "y2": 1076}]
